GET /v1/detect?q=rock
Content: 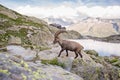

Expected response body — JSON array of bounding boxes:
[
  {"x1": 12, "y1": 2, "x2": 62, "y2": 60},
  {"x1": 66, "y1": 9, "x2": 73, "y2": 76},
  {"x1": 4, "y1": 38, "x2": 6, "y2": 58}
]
[
  {"x1": 57, "y1": 57, "x2": 74, "y2": 71},
  {"x1": 8, "y1": 36, "x2": 22, "y2": 45},
  {"x1": 49, "y1": 23, "x2": 64, "y2": 29},
  {"x1": 11, "y1": 74, "x2": 23, "y2": 80},
  {"x1": 60, "y1": 30, "x2": 82, "y2": 39},
  {"x1": 7, "y1": 45, "x2": 36, "y2": 61},
  {"x1": 0, "y1": 52, "x2": 84, "y2": 80},
  {"x1": 28, "y1": 64, "x2": 84, "y2": 80},
  {"x1": 71, "y1": 51, "x2": 120, "y2": 80},
  {"x1": 38, "y1": 47, "x2": 58, "y2": 60},
  {"x1": 9, "y1": 56, "x2": 22, "y2": 63},
  {"x1": 0, "y1": 30, "x2": 6, "y2": 34}
]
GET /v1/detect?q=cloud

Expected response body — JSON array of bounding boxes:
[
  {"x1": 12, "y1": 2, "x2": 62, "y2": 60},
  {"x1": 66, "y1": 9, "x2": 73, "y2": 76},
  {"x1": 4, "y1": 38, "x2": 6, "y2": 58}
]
[
  {"x1": 76, "y1": 6, "x2": 120, "y2": 19},
  {"x1": 15, "y1": 4, "x2": 120, "y2": 20},
  {"x1": 15, "y1": 5, "x2": 78, "y2": 20}
]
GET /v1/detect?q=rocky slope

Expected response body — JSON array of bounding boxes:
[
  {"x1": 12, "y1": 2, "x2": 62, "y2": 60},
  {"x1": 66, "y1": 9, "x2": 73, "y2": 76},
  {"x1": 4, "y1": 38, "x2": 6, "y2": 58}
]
[
  {"x1": 67, "y1": 17, "x2": 120, "y2": 37},
  {"x1": 0, "y1": 4, "x2": 81, "y2": 50},
  {"x1": 1, "y1": 45, "x2": 119, "y2": 80},
  {"x1": 39, "y1": 46, "x2": 120, "y2": 80},
  {"x1": 0, "y1": 47, "x2": 83, "y2": 80}
]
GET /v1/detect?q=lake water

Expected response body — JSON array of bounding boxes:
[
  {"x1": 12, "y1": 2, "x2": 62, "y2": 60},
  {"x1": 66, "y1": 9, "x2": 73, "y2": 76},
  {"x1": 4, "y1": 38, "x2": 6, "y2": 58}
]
[
  {"x1": 6, "y1": 39, "x2": 120, "y2": 56},
  {"x1": 71, "y1": 39, "x2": 120, "y2": 56}
]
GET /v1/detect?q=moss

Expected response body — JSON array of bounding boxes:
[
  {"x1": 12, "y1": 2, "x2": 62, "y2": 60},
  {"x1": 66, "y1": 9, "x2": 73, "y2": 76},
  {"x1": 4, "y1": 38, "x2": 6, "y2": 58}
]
[
  {"x1": 33, "y1": 69, "x2": 41, "y2": 79},
  {"x1": 19, "y1": 28, "x2": 28, "y2": 37},
  {"x1": 0, "y1": 14, "x2": 15, "y2": 28},
  {"x1": 6, "y1": 30, "x2": 19, "y2": 37},
  {"x1": 6, "y1": 29, "x2": 31, "y2": 46},
  {"x1": 41, "y1": 58, "x2": 65, "y2": 68},
  {"x1": 20, "y1": 60, "x2": 29, "y2": 70},
  {"x1": 0, "y1": 33, "x2": 9, "y2": 45},
  {"x1": 33, "y1": 71, "x2": 40, "y2": 79},
  {"x1": 21, "y1": 73, "x2": 27, "y2": 80},
  {"x1": 18, "y1": 28, "x2": 32, "y2": 45},
  {"x1": 13, "y1": 61, "x2": 21, "y2": 67},
  {"x1": 32, "y1": 69, "x2": 48, "y2": 79},
  {"x1": 0, "y1": 69, "x2": 10, "y2": 75}
]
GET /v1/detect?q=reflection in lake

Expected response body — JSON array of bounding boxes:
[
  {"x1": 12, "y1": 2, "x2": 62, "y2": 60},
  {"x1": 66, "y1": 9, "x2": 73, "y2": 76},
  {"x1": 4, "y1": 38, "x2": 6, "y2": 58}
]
[{"x1": 71, "y1": 39, "x2": 120, "y2": 56}]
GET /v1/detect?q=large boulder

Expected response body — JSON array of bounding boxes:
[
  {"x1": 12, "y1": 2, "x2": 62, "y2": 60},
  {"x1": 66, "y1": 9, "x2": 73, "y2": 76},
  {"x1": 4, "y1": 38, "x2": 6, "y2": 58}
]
[
  {"x1": 6, "y1": 45, "x2": 36, "y2": 61},
  {"x1": 0, "y1": 52, "x2": 83, "y2": 80},
  {"x1": 71, "y1": 52, "x2": 120, "y2": 80}
]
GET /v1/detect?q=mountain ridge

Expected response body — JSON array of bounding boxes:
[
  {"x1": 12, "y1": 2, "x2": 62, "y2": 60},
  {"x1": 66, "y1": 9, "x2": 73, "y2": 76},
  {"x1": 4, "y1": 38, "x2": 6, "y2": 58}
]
[{"x1": 67, "y1": 17, "x2": 120, "y2": 37}]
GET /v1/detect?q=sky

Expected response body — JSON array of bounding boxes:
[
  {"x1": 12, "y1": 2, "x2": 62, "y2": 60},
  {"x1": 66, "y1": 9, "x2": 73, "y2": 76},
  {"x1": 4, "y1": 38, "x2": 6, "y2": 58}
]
[{"x1": 1, "y1": 0, "x2": 120, "y2": 25}]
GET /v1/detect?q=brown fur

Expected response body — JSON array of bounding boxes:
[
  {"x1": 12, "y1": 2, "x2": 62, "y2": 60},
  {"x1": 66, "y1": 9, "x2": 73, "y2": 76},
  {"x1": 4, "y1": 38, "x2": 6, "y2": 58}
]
[{"x1": 53, "y1": 30, "x2": 84, "y2": 59}]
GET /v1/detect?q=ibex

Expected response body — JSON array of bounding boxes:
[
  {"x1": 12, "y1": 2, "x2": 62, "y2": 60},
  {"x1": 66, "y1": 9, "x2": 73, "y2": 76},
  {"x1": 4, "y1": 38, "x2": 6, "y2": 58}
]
[{"x1": 53, "y1": 30, "x2": 84, "y2": 59}]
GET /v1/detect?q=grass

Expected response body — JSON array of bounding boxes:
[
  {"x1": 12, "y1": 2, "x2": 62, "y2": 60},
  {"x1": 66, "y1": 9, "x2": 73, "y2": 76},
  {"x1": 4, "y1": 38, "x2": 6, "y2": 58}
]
[
  {"x1": 0, "y1": 13, "x2": 45, "y2": 29},
  {"x1": 0, "y1": 28, "x2": 32, "y2": 46},
  {"x1": 85, "y1": 50, "x2": 99, "y2": 56},
  {"x1": 41, "y1": 58, "x2": 65, "y2": 68},
  {"x1": 0, "y1": 12, "x2": 48, "y2": 49}
]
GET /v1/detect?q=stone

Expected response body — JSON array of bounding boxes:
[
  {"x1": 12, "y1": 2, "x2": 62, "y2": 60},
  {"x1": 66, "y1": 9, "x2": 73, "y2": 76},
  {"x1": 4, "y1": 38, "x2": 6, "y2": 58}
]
[
  {"x1": 57, "y1": 57, "x2": 74, "y2": 71},
  {"x1": 8, "y1": 36, "x2": 22, "y2": 45},
  {"x1": 11, "y1": 74, "x2": 23, "y2": 80},
  {"x1": 7, "y1": 45, "x2": 36, "y2": 61}
]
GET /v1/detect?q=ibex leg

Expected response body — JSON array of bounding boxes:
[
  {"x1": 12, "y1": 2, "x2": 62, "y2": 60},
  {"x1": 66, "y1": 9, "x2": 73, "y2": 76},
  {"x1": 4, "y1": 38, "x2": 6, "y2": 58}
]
[
  {"x1": 66, "y1": 50, "x2": 68, "y2": 57},
  {"x1": 74, "y1": 52, "x2": 78, "y2": 59},
  {"x1": 78, "y1": 52, "x2": 83, "y2": 58},
  {"x1": 58, "y1": 49, "x2": 64, "y2": 57}
]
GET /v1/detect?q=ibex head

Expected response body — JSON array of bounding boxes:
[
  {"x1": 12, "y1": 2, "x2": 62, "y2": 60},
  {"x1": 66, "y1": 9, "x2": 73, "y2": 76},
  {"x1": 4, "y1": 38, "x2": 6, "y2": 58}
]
[{"x1": 53, "y1": 30, "x2": 67, "y2": 44}]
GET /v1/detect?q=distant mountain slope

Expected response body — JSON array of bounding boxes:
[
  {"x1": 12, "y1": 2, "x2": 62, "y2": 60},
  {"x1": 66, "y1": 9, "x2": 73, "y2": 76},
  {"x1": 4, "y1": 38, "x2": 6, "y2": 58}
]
[{"x1": 67, "y1": 17, "x2": 120, "y2": 37}]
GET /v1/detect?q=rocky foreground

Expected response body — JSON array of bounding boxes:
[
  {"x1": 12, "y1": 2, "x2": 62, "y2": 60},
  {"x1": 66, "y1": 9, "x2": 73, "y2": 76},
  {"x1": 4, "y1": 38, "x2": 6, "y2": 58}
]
[{"x1": 0, "y1": 45, "x2": 120, "y2": 80}]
